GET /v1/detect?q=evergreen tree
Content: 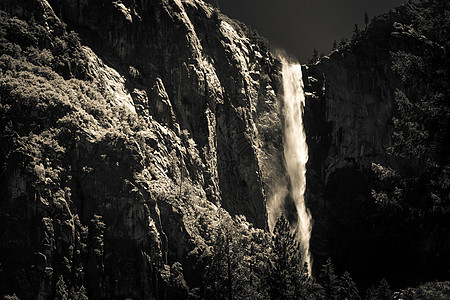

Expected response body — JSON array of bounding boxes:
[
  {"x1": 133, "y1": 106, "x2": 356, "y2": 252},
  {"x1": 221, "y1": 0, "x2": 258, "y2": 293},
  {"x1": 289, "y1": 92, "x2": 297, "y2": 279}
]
[
  {"x1": 339, "y1": 37, "x2": 349, "y2": 47},
  {"x1": 268, "y1": 215, "x2": 309, "y2": 300},
  {"x1": 77, "y1": 286, "x2": 89, "y2": 300},
  {"x1": 364, "y1": 12, "x2": 369, "y2": 28},
  {"x1": 69, "y1": 286, "x2": 89, "y2": 300},
  {"x1": 319, "y1": 259, "x2": 361, "y2": 300},
  {"x1": 319, "y1": 258, "x2": 339, "y2": 299},
  {"x1": 309, "y1": 48, "x2": 319, "y2": 64},
  {"x1": 337, "y1": 271, "x2": 361, "y2": 300},
  {"x1": 55, "y1": 275, "x2": 68, "y2": 300},
  {"x1": 205, "y1": 213, "x2": 235, "y2": 300},
  {"x1": 332, "y1": 40, "x2": 338, "y2": 50},
  {"x1": 352, "y1": 24, "x2": 360, "y2": 43},
  {"x1": 365, "y1": 279, "x2": 392, "y2": 300},
  {"x1": 168, "y1": 262, "x2": 189, "y2": 299},
  {"x1": 204, "y1": 213, "x2": 269, "y2": 300},
  {"x1": 376, "y1": 279, "x2": 393, "y2": 300}
]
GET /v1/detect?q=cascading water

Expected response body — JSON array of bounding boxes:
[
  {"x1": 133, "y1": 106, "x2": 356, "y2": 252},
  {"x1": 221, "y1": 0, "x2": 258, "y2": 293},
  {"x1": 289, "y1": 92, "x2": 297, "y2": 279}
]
[{"x1": 275, "y1": 58, "x2": 313, "y2": 275}]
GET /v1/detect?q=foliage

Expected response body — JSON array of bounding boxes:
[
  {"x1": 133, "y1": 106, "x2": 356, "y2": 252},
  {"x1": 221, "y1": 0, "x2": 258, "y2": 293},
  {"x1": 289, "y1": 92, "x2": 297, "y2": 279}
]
[
  {"x1": 1, "y1": 0, "x2": 449, "y2": 297},
  {"x1": 69, "y1": 286, "x2": 89, "y2": 300},
  {"x1": 337, "y1": 272, "x2": 361, "y2": 300},
  {"x1": 308, "y1": 48, "x2": 319, "y2": 64},
  {"x1": 204, "y1": 212, "x2": 270, "y2": 300},
  {"x1": 0, "y1": 8, "x2": 155, "y2": 298},
  {"x1": 365, "y1": 279, "x2": 392, "y2": 300},
  {"x1": 395, "y1": 281, "x2": 450, "y2": 300},
  {"x1": 204, "y1": 214, "x2": 327, "y2": 299},
  {"x1": 319, "y1": 0, "x2": 450, "y2": 291},
  {"x1": 319, "y1": 258, "x2": 338, "y2": 299},
  {"x1": 268, "y1": 215, "x2": 310, "y2": 300},
  {"x1": 55, "y1": 275, "x2": 68, "y2": 300},
  {"x1": 319, "y1": 258, "x2": 360, "y2": 300},
  {"x1": 168, "y1": 262, "x2": 190, "y2": 299},
  {"x1": 0, "y1": 12, "x2": 88, "y2": 80}
]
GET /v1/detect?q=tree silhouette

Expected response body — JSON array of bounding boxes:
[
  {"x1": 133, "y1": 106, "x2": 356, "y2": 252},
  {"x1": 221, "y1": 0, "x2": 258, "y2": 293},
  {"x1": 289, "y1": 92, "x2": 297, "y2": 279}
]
[
  {"x1": 366, "y1": 279, "x2": 392, "y2": 300},
  {"x1": 204, "y1": 213, "x2": 270, "y2": 299},
  {"x1": 319, "y1": 258, "x2": 338, "y2": 299},
  {"x1": 268, "y1": 215, "x2": 310, "y2": 300},
  {"x1": 332, "y1": 40, "x2": 338, "y2": 50},
  {"x1": 55, "y1": 275, "x2": 68, "y2": 300}
]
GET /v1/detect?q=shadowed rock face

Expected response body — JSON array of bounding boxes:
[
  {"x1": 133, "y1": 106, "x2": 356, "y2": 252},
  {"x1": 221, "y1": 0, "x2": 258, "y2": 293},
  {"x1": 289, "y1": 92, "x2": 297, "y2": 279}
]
[
  {"x1": 303, "y1": 41, "x2": 397, "y2": 280},
  {"x1": 303, "y1": 4, "x2": 449, "y2": 287}
]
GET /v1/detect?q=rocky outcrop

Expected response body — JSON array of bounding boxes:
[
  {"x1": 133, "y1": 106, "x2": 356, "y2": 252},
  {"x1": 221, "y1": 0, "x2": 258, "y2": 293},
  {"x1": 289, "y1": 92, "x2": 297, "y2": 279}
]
[
  {"x1": 3, "y1": 0, "x2": 446, "y2": 297},
  {"x1": 0, "y1": 0, "x2": 288, "y2": 298},
  {"x1": 302, "y1": 3, "x2": 449, "y2": 287},
  {"x1": 50, "y1": 0, "x2": 283, "y2": 228}
]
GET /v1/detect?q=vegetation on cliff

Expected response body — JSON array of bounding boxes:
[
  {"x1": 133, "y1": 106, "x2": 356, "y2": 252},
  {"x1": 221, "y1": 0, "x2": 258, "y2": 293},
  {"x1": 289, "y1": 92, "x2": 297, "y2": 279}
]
[
  {"x1": 306, "y1": 0, "x2": 449, "y2": 293},
  {"x1": 0, "y1": 0, "x2": 449, "y2": 299}
]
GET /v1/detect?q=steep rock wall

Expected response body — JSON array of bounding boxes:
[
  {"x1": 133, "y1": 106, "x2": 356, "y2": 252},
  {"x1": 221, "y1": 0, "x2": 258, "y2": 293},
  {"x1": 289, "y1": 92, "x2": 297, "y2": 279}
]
[
  {"x1": 48, "y1": 0, "x2": 286, "y2": 228},
  {"x1": 0, "y1": 0, "x2": 287, "y2": 298},
  {"x1": 302, "y1": 4, "x2": 449, "y2": 286}
]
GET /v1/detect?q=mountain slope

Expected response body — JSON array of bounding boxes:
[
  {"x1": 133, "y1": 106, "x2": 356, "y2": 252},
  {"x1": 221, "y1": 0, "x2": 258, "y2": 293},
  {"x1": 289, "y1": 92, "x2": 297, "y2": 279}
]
[
  {"x1": 0, "y1": 0, "x2": 449, "y2": 298},
  {"x1": 0, "y1": 0, "x2": 287, "y2": 298},
  {"x1": 304, "y1": 0, "x2": 450, "y2": 289}
]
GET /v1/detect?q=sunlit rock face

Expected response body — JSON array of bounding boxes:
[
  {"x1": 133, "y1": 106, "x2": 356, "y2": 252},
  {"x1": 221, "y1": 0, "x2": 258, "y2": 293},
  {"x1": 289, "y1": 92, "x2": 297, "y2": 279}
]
[
  {"x1": 50, "y1": 0, "x2": 283, "y2": 228},
  {"x1": 0, "y1": 0, "x2": 287, "y2": 298}
]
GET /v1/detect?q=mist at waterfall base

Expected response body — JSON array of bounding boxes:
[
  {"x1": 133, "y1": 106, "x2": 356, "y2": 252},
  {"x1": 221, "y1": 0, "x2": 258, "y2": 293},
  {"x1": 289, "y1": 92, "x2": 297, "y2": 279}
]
[{"x1": 268, "y1": 57, "x2": 312, "y2": 275}]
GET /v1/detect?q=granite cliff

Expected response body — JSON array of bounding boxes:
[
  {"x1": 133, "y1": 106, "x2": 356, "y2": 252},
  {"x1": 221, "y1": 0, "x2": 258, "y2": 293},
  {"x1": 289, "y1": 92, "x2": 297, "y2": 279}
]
[
  {"x1": 1, "y1": 0, "x2": 449, "y2": 298},
  {"x1": 303, "y1": 1, "x2": 449, "y2": 288},
  {"x1": 0, "y1": 0, "x2": 287, "y2": 298}
]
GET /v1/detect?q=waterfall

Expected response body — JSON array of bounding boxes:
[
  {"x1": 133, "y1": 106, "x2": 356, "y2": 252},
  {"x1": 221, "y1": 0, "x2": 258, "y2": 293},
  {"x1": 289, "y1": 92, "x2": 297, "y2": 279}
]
[{"x1": 273, "y1": 58, "x2": 312, "y2": 275}]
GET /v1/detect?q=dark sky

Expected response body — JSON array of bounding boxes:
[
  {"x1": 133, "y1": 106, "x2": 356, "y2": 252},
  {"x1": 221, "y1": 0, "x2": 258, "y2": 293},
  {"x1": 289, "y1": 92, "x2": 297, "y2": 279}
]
[{"x1": 207, "y1": 0, "x2": 405, "y2": 63}]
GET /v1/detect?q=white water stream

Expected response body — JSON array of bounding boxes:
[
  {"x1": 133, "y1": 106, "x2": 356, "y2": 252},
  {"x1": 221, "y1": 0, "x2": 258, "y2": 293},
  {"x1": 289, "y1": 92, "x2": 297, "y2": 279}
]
[{"x1": 280, "y1": 58, "x2": 312, "y2": 275}]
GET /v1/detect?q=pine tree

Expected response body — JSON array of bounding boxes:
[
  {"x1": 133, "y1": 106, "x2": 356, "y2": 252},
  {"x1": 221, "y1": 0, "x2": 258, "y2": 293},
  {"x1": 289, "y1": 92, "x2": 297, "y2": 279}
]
[
  {"x1": 204, "y1": 213, "x2": 267, "y2": 300},
  {"x1": 376, "y1": 279, "x2": 393, "y2": 300},
  {"x1": 319, "y1": 258, "x2": 338, "y2": 299},
  {"x1": 332, "y1": 40, "x2": 338, "y2": 50},
  {"x1": 77, "y1": 286, "x2": 89, "y2": 300},
  {"x1": 339, "y1": 38, "x2": 349, "y2": 47},
  {"x1": 168, "y1": 262, "x2": 189, "y2": 299},
  {"x1": 337, "y1": 271, "x2": 361, "y2": 300},
  {"x1": 55, "y1": 275, "x2": 68, "y2": 300},
  {"x1": 310, "y1": 48, "x2": 319, "y2": 64},
  {"x1": 268, "y1": 215, "x2": 308, "y2": 300},
  {"x1": 69, "y1": 285, "x2": 89, "y2": 300},
  {"x1": 352, "y1": 24, "x2": 360, "y2": 43},
  {"x1": 205, "y1": 213, "x2": 235, "y2": 300},
  {"x1": 364, "y1": 12, "x2": 369, "y2": 28},
  {"x1": 365, "y1": 279, "x2": 392, "y2": 300}
]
